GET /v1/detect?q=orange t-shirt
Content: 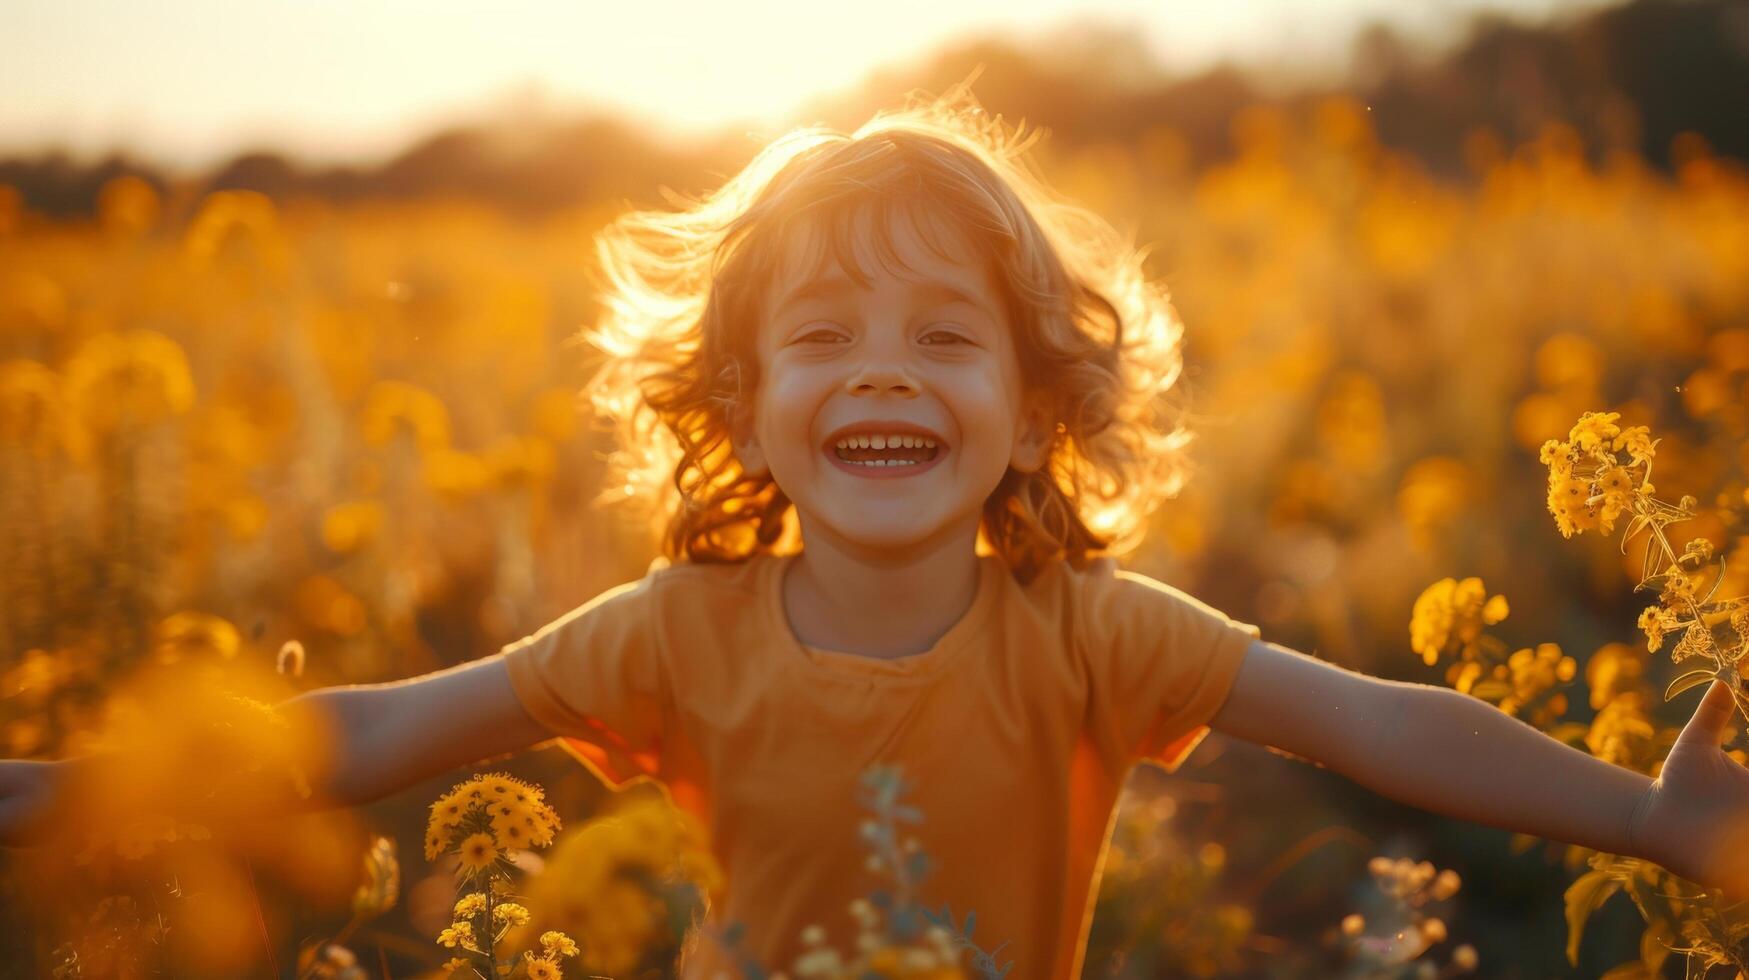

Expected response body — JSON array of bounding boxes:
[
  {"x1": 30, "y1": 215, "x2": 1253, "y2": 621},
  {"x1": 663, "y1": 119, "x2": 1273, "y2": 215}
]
[{"x1": 498, "y1": 549, "x2": 1260, "y2": 980}]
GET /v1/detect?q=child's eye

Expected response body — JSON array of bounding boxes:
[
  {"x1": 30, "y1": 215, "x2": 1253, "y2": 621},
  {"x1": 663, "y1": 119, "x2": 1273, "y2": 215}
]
[
  {"x1": 797, "y1": 328, "x2": 845, "y2": 344},
  {"x1": 922, "y1": 330, "x2": 970, "y2": 345}
]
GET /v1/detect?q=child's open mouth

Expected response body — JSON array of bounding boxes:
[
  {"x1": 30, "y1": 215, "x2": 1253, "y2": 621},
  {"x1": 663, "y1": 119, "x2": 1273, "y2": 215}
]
[{"x1": 824, "y1": 433, "x2": 945, "y2": 479}]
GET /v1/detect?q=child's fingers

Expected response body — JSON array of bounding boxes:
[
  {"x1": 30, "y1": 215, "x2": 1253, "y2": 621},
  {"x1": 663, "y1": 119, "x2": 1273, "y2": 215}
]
[{"x1": 1673, "y1": 678, "x2": 1736, "y2": 752}]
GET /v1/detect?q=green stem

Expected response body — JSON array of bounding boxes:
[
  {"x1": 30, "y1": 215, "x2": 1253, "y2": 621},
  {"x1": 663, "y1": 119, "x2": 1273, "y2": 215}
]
[{"x1": 483, "y1": 870, "x2": 498, "y2": 970}]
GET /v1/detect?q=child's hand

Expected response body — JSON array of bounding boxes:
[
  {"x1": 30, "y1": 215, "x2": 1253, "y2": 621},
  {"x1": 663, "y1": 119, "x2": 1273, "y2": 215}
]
[{"x1": 1630, "y1": 679, "x2": 1749, "y2": 899}]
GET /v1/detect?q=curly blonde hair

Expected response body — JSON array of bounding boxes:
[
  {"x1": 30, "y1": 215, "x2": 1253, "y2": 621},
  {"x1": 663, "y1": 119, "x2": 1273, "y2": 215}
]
[{"x1": 580, "y1": 83, "x2": 1198, "y2": 585}]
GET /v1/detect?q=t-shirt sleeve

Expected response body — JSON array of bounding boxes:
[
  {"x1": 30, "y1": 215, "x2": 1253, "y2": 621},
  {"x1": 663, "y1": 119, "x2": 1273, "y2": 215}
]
[
  {"x1": 1078, "y1": 558, "x2": 1261, "y2": 775},
  {"x1": 496, "y1": 574, "x2": 666, "y2": 790}
]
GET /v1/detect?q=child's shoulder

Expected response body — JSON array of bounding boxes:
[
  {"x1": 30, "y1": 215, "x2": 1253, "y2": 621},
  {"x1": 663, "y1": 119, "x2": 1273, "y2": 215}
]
[
  {"x1": 619, "y1": 552, "x2": 776, "y2": 606},
  {"x1": 553, "y1": 554, "x2": 774, "y2": 641},
  {"x1": 1014, "y1": 553, "x2": 1125, "y2": 599},
  {"x1": 1021, "y1": 553, "x2": 1220, "y2": 618}
]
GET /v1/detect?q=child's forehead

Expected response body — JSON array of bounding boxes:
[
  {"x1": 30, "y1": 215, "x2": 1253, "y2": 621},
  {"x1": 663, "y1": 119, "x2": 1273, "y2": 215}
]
[{"x1": 763, "y1": 199, "x2": 996, "y2": 304}]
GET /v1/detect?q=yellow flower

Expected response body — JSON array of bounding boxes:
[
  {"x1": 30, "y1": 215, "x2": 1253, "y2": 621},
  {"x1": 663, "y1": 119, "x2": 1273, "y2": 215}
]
[
  {"x1": 1586, "y1": 692, "x2": 1656, "y2": 768},
  {"x1": 488, "y1": 798, "x2": 533, "y2": 827},
  {"x1": 1611, "y1": 425, "x2": 1658, "y2": 464},
  {"x1": 437, "y1": 920, "x2": 476, "y2": 949},
  {"x1": 1450, "y1": 660, "x2": 1485, "y2": 695},
  {"x1": 1538, "y1": 438, "x2": 1569, "y2": 468},
  {"x1": 523, "y1": 795, "x2": 721, "y2": 975},
  {"x1": 493, "y1": 819, "x2": 531, "y2": 851},
  {"x1": 1679, "y1": 537, "x2": 1716, "y2": 568},
  {"x1": 1585, "y1": 644, "x2": 1644, "y2": 711},
  {"x1": 452, "y1": 892, "x2": 486, "y2": 919},
  {"x1": 1409, "y1": 577, "x2": 1506, "y2": 664},
  {"x1": 1546, "y1": 473, "x2": 1599, "y2": 538},
  {"x1": 360, "y1": 379, "x2": 451, "y2": 452},
  {"x1": 524, "y1": 954, "x2": 563, "y2": 980},
  {"x1": 527, "y1": 820, "x2": 557, "y2": 848},
  {"x1": 430, "y1": 793, "x2": 469, "y2": 830},
  {"x1": 1498, "y1": 643, "x2": 1575, "y2": 724},
  {"x1": 457, "y1": 779, "x2": 490, "y2": 805},
  {"x1": 493, "y1": 902, "x2": 530, "y2": 927},
  {"x1": 425, "y1": 826, "x2": 448, "y2": 862},
  {"x1": 1638, "y1": 606, "x2": 1678, "y2": 652},
  {"x1": 64, "y1": 329, "x2": 197, "y2": 433},
  {"x1": 457, "y1": 832, "x2": 498, "y2": 872},
  {"x1": 478, "y1": 773, "x2": 519, "y2": 799},
  {"x1": 1596, "y1": 465, "x2": 1634, "y2": 498},
  {"x1": 1568, "y1": 411, "x2": 1621, "y2": 454},
  {"x1": 540, "y1": 931, "x2": 580, "y2": 958}
]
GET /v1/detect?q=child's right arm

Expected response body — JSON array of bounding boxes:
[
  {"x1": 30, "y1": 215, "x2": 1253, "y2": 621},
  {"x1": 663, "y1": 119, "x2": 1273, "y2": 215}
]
[
  {"x1": 0, "y1": 654, "x2": 555, "y2": 846},
  {"x1": 281, "y1": 653, "x2": 556, "y2": 806}
]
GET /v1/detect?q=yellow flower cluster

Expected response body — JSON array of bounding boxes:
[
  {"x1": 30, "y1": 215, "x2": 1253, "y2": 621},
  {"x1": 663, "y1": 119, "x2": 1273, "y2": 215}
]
[
  {"x1": 424, "y1": 772, "x2": 560, "y2": 866},
  {"x1": 1411, "y1": 578, "x2": 1574, "y2": 725},
  {"x1": 518, "y1": 794, "x2": 722, "y2": 977},
  {"x1": 1538, "y1": 411, "x2": 1657, "y2": 539},
  {"x1": 66, "y1": 667, "x2": 321, "y2": 867},
  {"x1": 1497, "y1": 643, "x2": 1579, "y2": 728},
  {"x1": 1409, "y1": 578, "x2": 1515, "y2": 704},
  {"x1": 62, "y1": 328, "x2": 197, "y2": 438},
  {"x1": 424, "y1": 773, "x2": 575, "y2": 978},
  {"x1": 1584, "y1": 691, "x2": 1658, "y2": 770},
  {"x1": 1635, "y1": 606, "x2": 1681, "y2": 654},
  {"x1": 1409, "y1": 577, "x2": 1509, "y2": 667},
  {"x1": 1583, "y1": 643, "x2": 1644, "y2": 711},
  {"x1": 436, "y1": 920, "x2": 474, "y2": 949},
  {"x1": 1520, "y1": 413, "x2": 1749, "y2": 977}
]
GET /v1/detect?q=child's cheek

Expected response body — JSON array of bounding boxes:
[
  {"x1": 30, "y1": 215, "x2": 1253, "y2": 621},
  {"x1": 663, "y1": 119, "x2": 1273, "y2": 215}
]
[{"x1": 758, "y1": 372, "x2": 828, "y2": 459}]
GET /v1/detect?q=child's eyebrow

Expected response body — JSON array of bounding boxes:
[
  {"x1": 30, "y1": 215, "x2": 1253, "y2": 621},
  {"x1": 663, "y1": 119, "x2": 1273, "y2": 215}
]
[{"x1": 772, "y1": 274, "x2": 995, "y2": 320}]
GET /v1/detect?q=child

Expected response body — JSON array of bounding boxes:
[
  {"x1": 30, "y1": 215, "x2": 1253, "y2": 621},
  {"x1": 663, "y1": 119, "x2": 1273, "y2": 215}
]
[{"x1": 5, "y1": 87, "x2": 1749, "y2": 979}]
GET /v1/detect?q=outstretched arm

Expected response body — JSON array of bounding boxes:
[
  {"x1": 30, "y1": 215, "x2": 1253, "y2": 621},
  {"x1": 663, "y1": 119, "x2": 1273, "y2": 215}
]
[
  {"x1": 1209, "y1": 640, "x2": 1650, "y2": 861},
  {"x1": 1212, "y1": 639, "x2": 1749, "y2": 896}
]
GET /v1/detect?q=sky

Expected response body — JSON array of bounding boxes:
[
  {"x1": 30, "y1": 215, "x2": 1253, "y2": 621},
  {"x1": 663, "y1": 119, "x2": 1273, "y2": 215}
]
[{"x1": 2, "y1": 0, "x2": 1611, "y2": 173}]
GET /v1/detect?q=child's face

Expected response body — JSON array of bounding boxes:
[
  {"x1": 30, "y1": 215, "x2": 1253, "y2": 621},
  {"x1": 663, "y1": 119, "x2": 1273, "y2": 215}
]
[{"x1": 733, "y1": 206, "x2": 1052, "y2": 554}]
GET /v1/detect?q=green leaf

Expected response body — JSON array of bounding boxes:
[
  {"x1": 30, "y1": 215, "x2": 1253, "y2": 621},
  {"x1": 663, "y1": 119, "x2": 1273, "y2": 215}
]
[
  {"x1": 1664, "y1": 669, "x2": 1716, "y2": 702},
  {"x1": 1566, "y1": 869, "x2": 1622, "y2": 966}
]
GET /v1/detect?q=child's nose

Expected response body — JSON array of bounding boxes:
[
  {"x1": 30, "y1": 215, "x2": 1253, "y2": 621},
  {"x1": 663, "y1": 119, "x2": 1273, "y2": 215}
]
[{"x1": 845, "y1": 360, "x2": 919, "y2": 397}]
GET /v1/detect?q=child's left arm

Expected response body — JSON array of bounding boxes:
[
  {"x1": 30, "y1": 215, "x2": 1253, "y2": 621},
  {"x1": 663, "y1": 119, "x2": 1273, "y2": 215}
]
[{"x1": 1209, "y1": 639, "x2": 1749, "y2": 898}]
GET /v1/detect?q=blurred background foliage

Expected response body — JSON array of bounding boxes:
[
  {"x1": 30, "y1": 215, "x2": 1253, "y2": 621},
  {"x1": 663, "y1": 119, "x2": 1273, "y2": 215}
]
[{"x1": 2, "y1": 0, "x2": 1748, "y2": 976}]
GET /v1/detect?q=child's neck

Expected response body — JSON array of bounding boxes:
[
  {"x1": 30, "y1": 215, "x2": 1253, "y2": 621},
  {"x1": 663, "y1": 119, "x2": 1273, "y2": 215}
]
[{"x1": 783, "y1": 522, "x2": 982, "y2": 660}]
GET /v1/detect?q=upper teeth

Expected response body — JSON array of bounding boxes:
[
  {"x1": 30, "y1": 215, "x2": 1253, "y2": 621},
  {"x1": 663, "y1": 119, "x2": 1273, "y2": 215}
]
[{"x1": 834, "y1": 434, "x2": 938, "y2": 450}]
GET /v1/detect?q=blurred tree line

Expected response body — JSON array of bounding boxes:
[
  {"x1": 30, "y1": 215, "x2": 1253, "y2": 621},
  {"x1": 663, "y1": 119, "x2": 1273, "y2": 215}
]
[{"x1": 3, "y1": 0, "x2": 1745, "y2": 220}]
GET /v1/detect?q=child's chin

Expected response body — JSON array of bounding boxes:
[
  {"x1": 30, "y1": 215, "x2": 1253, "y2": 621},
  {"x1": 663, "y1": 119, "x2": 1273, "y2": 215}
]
[{"x1": 830, "y1": 515, "x2": 954, "y2": 549}]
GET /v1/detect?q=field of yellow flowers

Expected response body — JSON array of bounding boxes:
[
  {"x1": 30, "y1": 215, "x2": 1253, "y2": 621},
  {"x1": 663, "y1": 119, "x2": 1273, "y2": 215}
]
[{"x1": 1, "y1": 98, "x2": 1746, "y2": 978}]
